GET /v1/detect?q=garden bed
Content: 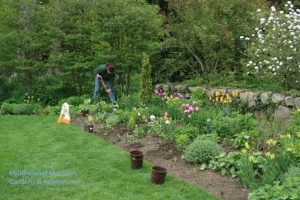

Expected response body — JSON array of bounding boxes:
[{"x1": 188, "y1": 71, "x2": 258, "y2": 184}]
[{"x1": 73, "y1": 116, "x2": 249, "y2": 200}]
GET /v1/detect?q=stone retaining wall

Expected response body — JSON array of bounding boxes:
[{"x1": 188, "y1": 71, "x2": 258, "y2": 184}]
[{"x1": 155, "y1": 83, "x2": 300, "y2": 120}]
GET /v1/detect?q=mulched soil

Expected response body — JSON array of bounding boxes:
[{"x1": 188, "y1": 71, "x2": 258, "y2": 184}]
[{"x1": 72, "y1": 116, "x2": 250, "y2": 200}]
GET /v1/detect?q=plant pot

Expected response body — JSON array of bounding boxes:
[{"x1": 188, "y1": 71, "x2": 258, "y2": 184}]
[
  {"x1": 81, "y1": 109, "x2": 89, "y2": 117},
  {"x1": 151, "y1": 166, "x2": 167, "y2": 184},
  {"x1": 130, "y1": 150, "x2": 143, "y2": 169},
  {"x1": 84, "y1": 124, "x2": 94, "y2": 133}
]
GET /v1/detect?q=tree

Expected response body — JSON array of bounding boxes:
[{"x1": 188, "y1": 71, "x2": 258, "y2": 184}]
[
  {"x1": 139, "y1": 52, "x2": 153, "y2": 105},
  {"x1": 91, "y1": 0, "x2": 163, "y2": 94},
  {"x1": 168, "y1": 0, "x2": 267, "y2": 82}
]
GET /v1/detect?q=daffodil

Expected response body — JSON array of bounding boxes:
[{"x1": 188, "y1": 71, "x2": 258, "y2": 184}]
[
  {"x1": 287, "y1": 134, "x2": 292, "y2": 139},
  {"x1": 215, "y1": 91, "x2": 220, "y2": 97},
  {"x1": 296, "y1": 132, "x2": 300, "y2": 138},
  {"x1": 249, "y1": 155, "x2": 255, "y2": 162},
  {"x1": 297, "y1": 109, "x2": 300, "y2": 113},
  {"x1": 266, "y1": 139, "x2": 277, "y2": 146},
  {"x1": 209, "y1": 96, "x2": 212, "y2": 100},
  {"x1": 265, "y1": 152, "x2": 276, "y2": 160},
  {"x1": 279, "y1": 135, "x2": 286, "y2": 139},
  {"x1": 245, "y1": 142, "x2": 250, "y2": 150},
  {"x1": 242, "y1": 149, "x2": 248, "y2": 154}
]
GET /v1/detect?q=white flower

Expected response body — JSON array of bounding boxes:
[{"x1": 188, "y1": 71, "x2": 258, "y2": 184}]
[
  {"x1": 255, "y1": 66, "x2": 259, "y2": 70},
  {"x1": 271, "y1": 6, "x2": 276, "y2": 12},
  {"x1": 257, "y1": 9, "x2": 261, "y2": 12},
  {"x1": 240, "y1": 36, "x2": 244, "y2": 40},
  {"x1": 165, "y1": 120, "x2": 170, "y2": 124},
  {"x1": 150, "y1": 115, "x2": 156, "y2": 122}
]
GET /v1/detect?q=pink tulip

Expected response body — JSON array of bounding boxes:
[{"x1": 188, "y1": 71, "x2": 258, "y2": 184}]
[
  {"x1": 181, "y1": 104, "x2": 186, "y2": 108},
  {"x1": 192, "y1": 101, "x2": 197, "y2": 107},
  {"x1": 195, "y1": 107, "x2": 200, "y2": 112},
  {"x1": 189, "y1": 107, "x2": 194, "y2": 112}
]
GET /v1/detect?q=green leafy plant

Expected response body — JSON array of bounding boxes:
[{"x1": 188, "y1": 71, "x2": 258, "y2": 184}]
[
  {"x1": 0, "y1": 102, "x2": 14, "y2": 114},
  {"x1": 133, "y1": 126, "x2": 147, "y2": 138},
  {"x1": 209, "y1": 152, "x2": 242, "y2": 177},
  {"x1": 176, "y1": 134, "x2": 190, "y2": 151},
  {"x1": 196, "y1": 133, "x2": 221, "y2": 143},
  {"x1": 184, "y1": 139, "x2": 223, "y2": 164},
  {"x1": 105, "y1": 115, "x2": 121, "y2": 126},
  {"x1": 248, "y1": 166, "x2": 300, "y2": 200},
  {"x1": 175, "y1": 125, "x2": 199, "y2": 139}
]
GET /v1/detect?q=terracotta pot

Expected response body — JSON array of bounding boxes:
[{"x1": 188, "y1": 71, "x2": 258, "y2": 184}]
[
  {"x1": 84, "y1": 124, "x2": 94, "y2": 133},
  {"x1": 130, "y1": 150, "x2": 143, "y2": 169},
  {"x1": 151, "y1": 166, "x2": 167, "y2": 184}
]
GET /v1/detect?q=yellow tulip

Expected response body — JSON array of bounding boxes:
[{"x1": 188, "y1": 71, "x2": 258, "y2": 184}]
[
  {"x1": 245, "y1": 142, "x2": 250, "y2": 150},
  {"x1": 249, "y1": 155, "x2": 255, "y2": 162},
  {"x1": 266, "y1": 139, "x2": 277, "y2": 146}
]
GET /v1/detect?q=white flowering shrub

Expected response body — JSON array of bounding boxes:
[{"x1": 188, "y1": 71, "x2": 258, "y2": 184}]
[{"x1": 242, "y1": 1, "x2": 300, "y2": 89}]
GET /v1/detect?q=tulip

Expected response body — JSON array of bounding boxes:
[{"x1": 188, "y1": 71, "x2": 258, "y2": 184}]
[
  {"x1": 195, "y1": 107, "x2": 200, "y2": 112},
  {"x1": 192, "y1": 101, "x2": 197, "y2": 106}
]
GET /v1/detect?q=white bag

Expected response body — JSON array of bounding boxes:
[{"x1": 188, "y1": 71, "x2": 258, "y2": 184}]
[{"x1": 57, "y1": 103, "x2": 71, "y2": 124}]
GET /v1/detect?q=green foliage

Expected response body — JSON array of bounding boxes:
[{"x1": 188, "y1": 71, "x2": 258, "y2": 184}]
[
  {"x1": 168, "y1": 0, "x2": 266, "y2": 81},
  {"x1": 184, "y1": 139, "x2": 223, "y2": 164},
  {"x1": 105, "y1": 115, "x2": 121, "y2": 126},
  {"x1": 165, "y1": 99, "x2": 184, "y2": 120},
  {"x1": 209, "y1": 152, "x2": 242, "y2": 177},
  {"x1": 196, "y1": 133, "x2": 221, "y2": 143},
  {"x1": 211, "y1": 112, "x2": 257, "y2": 138},
  {"x1": 243, "y1": 2, "x2": 300, "y2": 89},
  {"x1": 176, "y1": 134, "x2": 190, "y2": 151},
  {"x1": 248, "y1": 166, "x2": 300, "y2": 200},
  {"x1": 175, "y1": 125, "x2": 199, "y2": 140},
  {"x1": 234, "y1": 130, "x2": 258, "y2": 149},
  {"x1": 1, "y1": 103, "x2": 41, "y2": 115},
  {"x1": 0, "y1": 102, "x2": 14, "y2": 114},
  {"x1": 12, "y1": 104, "x2": 40, "y2": 115},
  {"x1": 238, "y1": 152, "x2": 294, "y2": 189},
  {"x1": 185, "y1": 108, "x2": 218, "y2": 134},
  {"x1": 191, "y1": 89, "x2": 206, "y2": 100},
  {"x1": 133, "y1": 126, "x2": 147, "y2": 138},
  {"x1": 42, "y1": 105, "x2": 60, "y2": 115},
  {"x1": 139, "y1": 52, "x2": 153, "y2": 106},
  {"x1": 58, "y1": 96, "x2": 87, "y2": 106},
  {"x1": 128, "y1": 110, "x2": 139, "y2": 129}
]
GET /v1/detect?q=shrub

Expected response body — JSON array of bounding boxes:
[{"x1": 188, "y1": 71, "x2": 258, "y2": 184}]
[
  {"x1": 209, "y1": 152, "x2": 242, "y2": 177},
  {"x1": 133, "y1": 126, "x2": 147, "y2": 138},
  {"x1": 243, "y1": 2, "x2": 300, "y2": 89},
  {"x1": 0, "y1": 102, "x2": 14, "y2": 114},
  {"x1": 175, "y1": 125, "x2": 199, "y2": 139},
  {"x1": 248, "y1": 166, "x2": 300, "y2": 200},
  {"x1": 139, "y1": 52, "x2": 153, "y2": 106},
  {"x1": 42, "y1": 105, "x2": 60, "y2": 115},
  {"x1": 58, "y1": 95, "x2": 87, "y2": 106},
  {"x1": 12, "y1": 104, "x2": 37, "y2": 115},
  {"x1": 105, "y1": 115, "x2": 121, "y2": 126},
  {"x1": 176, "y1": 134, "x2": 190, "y2": 151},
  {"x1": 184, "y1": 139, "x2": 223, "y2": 164},
  {"x1": 196, "y1": 133, "x2": 221, "y2": 143},
  {"x1": 211, "y1": 112, "x2": 257, "y2": 138}
]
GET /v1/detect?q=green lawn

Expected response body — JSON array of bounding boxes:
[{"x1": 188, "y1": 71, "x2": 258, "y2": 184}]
[{"x1": 0, "y1": 115, "x2": 217, "y2": 200}]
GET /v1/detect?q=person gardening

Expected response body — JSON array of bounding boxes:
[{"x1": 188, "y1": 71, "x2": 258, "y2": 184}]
[{"x1": 93, "y1": 62, "x2": 117, "y2": 106}]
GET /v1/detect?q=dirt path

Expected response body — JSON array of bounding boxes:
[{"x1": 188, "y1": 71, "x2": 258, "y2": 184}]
[{"x1": 73, "y1": 116, "x2": 249, "y2": 200}]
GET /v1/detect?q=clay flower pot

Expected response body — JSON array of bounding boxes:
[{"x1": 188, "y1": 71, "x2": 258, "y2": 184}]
[
  {"x1": 151, "y1": 166, "x2": 167, "y2": 184},
  {"x1": 130, "y1": 150, "x2": 144, "y2": 169},
  {"x1": 84, "y1": 124, "x2": 94, "y2": 133}
]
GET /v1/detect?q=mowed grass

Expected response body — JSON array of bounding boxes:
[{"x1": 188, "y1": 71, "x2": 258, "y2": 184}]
[{"x1": 0, "y1": 115, "x2": 218, "y2": 200}]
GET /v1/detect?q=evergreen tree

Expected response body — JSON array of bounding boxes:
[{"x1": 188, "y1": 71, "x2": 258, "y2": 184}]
[{"x1": 139, "y1": 52, "x2": 153, "y2": 106}]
